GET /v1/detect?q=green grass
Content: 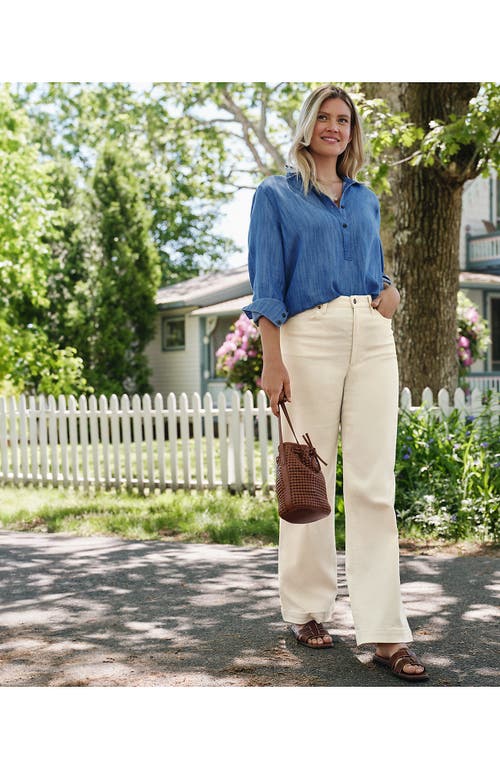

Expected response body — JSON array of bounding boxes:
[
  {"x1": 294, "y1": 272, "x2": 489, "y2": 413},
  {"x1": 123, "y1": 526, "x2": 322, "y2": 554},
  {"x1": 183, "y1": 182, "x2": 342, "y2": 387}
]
[
  {"x1": 0, "y1": 485, "x2": 347, "y2": 548},
  {"x1": 0, "y1": 486, "x2": 281, "y2": 546},
  {"x1": 0, "y1": 483, "x2": 496, "y2": 551}
]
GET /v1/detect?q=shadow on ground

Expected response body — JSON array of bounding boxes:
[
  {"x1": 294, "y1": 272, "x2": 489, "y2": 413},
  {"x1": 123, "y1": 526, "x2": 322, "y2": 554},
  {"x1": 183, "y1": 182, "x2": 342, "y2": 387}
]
[{"x1": 0, "y1": 532, "x2": 498, "y2": 686}]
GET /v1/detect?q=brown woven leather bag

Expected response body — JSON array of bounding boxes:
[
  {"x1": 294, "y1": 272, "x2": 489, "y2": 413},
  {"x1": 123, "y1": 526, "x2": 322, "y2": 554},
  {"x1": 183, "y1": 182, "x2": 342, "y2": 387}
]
[{"x1": 276, "y1": 400, "x2": 331, "y2": 524}]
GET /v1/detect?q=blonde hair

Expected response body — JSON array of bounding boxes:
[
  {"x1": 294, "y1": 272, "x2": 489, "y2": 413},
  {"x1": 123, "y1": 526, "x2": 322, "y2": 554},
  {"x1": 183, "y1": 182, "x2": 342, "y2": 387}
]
[{"x1": 288, "y1": 84, "x2": 365, "y2": 194}]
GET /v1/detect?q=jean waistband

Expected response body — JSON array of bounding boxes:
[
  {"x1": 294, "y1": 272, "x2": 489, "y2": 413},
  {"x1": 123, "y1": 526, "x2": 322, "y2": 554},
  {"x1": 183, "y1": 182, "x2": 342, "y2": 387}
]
[{"x1": 322, "y1": 295, "x2": 373, "y2": 309}]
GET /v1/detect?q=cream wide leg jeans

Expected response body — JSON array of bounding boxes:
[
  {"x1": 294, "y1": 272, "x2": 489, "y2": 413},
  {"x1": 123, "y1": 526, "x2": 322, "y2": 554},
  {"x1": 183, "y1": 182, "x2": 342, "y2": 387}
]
[{"x1": 278, "y1": 295, "x2": 413, "y2": 646}]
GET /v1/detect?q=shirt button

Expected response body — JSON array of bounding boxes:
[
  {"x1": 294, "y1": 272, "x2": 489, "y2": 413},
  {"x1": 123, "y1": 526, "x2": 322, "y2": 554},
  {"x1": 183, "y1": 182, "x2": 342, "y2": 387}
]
[
  {"x1": 343, "y1": 223, "x2": 347, "y2": 228},
  {"x1": 282, "y1": 312, "x2": 286, "y2": 318},
  {"x1": 353, "y1": 298, "x2": 357, "y2": 304}
]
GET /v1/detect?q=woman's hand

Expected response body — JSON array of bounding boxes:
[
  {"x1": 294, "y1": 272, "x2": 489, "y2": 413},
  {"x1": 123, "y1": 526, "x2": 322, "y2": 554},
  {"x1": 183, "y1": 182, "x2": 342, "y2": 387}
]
[
  {"x1": 262, "y1": 359, "x2": 291, "y2": 417},
  {"x1": 371, "y1": 284, "x2": 400, "y2": 319}
]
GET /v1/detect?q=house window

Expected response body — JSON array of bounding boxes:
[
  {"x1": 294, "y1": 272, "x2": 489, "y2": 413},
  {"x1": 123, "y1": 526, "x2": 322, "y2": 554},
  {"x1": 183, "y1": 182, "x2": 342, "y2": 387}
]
[
  {"x1": 162, "y1": 316, "x2": 185, "y2": 351},
  {"x1": 491, "y1": 297, "x2": 500, "y2": 371}
]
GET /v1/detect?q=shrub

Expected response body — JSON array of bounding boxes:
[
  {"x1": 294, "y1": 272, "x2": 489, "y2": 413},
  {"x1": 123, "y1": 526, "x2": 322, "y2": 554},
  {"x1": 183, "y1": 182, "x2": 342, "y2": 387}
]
[
  {"x1": 215, "y1": 313, "x2": 263, "y2": 395},
  {"x1": 393, "y1": 402, "x2": 499, "y2": 541}
]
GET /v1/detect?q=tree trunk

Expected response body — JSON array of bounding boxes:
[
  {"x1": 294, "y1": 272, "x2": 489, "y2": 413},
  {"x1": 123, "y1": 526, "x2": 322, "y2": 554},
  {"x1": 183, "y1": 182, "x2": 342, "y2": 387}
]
[
  {"x1": 363, "y1": 83, "x2": 481, "y2": 400},
  {"x1": 392, "y1": 166, "x2": 463, "y2": 395}
]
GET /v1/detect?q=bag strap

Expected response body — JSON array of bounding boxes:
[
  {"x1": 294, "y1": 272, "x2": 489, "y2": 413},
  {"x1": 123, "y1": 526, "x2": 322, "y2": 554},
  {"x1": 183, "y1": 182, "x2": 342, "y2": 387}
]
[
  {"x1": 277, "y1": 399, "x2": 300, "y2": 445},
  {"x1": 277, "y1": 399, "x2": 327, "y2": 467}
]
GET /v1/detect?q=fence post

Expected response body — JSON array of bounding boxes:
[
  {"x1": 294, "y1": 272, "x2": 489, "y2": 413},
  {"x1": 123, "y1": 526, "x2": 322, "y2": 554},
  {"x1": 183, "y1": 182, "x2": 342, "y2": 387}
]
[
  {"x1": 243, "y1": 389, "x2": 255, "y2": 493},
  {"x1": 437, "y1": 388, "x2": 451, "y2": 419},
  {"x1": 47, "y1": 394, "x2": 59, "y2": 487},
  {"x1": 400, "y1": 387, "x2": 412, "y2": 412},
  {"x1": 28, "y1": 395, "x2": 38, "y2": 486},
  {"x1": 79, "y1": 394, "x2": 90, "y2": 492},
  {"x1": 257, "y1": 389, "x2": 269, "y2": 488},
  {"x1": 218, "y1": 391, "x2": 228, "y2": 490},
  {"x1": 228, "y1": 389, "x2": 242, "y2": 491},
  {"x1": 121, "y1": 394, "x2": 133, "y2": 492},
  {"x1": 179, "y1": 392, "x2": 191, "y2": 490},
  {"x1": 0, "y1": 397, "x2": 8, "y2": 484},
  {"x1": 18, "y1": 394, "x2": 29, "y2": 486},
  {"x1": 132, "y1": 393, "x2": 144, "y2": 495},
  {"x1": 58, "y1": 394, "x2": 70, "y2": 489},
  {"x1": 154, "y1": 393, "x2": 166, "y2": 493},
  {"x1": 88, "y1": 394, "x2": 100, "y2": 491},
  {"x1": 143, "y1": 393, "x2": 155, "y2": 493},
  {"x1": 99, "y1": 394, "x2": 111, "y2": 490},
  {"x1": 192, "y1": 392, "x2": 204, "y2": 491},
  {"x1": 203, "y1": 392, "x2": 216, "y2": 490},
  {"x1": 167, "y1": 392, "x2": 178, "y2": 491},
  {"x1": 110, "y1": 394, "x2": 122, "y2": 491},
  {"x1": 8, "y1": 396, "x2": 19, "y2": 487},
  {"x1": 454, "y1": 387, "x2": 467, "y2": 419},
  {"x1": 38, "y1": 395, "x2": 49, "y2": 489}
]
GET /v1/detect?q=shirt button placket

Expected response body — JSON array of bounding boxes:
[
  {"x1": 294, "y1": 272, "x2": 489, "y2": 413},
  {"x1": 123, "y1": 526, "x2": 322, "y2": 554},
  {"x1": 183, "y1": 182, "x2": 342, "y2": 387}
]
[{"x1": 341, "y1": 209, "x2": 350, "y2": 262}]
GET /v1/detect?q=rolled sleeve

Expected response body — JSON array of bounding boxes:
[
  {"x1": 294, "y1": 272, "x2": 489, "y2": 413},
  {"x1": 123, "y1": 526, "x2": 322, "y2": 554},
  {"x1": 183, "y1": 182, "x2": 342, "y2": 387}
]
[
  {"x1": 242, "y1": 184, "x2": 288, "y2": 327},
  {"x1": 242, "y1": 297, "x2": 289, "y2": 326}
]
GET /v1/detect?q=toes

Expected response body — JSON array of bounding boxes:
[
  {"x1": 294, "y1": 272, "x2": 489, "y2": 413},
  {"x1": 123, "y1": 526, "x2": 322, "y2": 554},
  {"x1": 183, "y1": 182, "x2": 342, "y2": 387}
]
[{"x1": 403, "y1": 664, "x2": 424, "y2": 674}]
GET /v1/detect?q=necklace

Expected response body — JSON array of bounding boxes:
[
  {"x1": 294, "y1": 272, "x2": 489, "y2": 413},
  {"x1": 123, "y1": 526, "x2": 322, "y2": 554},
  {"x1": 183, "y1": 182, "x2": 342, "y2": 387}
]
[{"x1": 318, "y1": 178, "x2": 343, "y2": 202}]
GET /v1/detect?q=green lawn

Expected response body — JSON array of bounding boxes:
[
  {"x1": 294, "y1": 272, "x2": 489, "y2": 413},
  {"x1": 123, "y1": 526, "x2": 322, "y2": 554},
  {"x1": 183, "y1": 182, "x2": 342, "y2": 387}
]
[{"x1": 0, "y1": 486, "x2": 282, "y2": 546}]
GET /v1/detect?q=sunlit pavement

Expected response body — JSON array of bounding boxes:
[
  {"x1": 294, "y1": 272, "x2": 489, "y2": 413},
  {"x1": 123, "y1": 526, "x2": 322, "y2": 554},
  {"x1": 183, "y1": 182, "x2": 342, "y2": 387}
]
[{"x1": 0, "y1": 532, "x2": 498, "y2": 687}]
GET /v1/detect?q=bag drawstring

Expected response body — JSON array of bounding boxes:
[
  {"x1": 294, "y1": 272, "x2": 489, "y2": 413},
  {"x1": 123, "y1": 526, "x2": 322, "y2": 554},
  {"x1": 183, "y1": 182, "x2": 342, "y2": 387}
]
[
  {"x1": 302, "y1": 433, "x2": 327, "y2": 468},
  {"x1": 278, "y1": 401, "x2": 327, "y2": 470}
]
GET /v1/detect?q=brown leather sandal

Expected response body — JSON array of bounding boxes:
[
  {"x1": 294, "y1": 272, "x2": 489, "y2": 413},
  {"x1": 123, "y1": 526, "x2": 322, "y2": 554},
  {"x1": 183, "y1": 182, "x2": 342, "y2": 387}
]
[
  {"x1": 288, "y1": 620, "x2": 333, "y2": 649},
  {"x1": 373, "y1": 647, "x2": 429, "y2": 681}
]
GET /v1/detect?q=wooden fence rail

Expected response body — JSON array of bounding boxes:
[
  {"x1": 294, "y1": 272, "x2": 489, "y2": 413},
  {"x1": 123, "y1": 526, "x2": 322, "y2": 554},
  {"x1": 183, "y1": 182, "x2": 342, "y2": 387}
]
[{"x1": 0, "y1": 387, "x2": 498, "y2": 494}]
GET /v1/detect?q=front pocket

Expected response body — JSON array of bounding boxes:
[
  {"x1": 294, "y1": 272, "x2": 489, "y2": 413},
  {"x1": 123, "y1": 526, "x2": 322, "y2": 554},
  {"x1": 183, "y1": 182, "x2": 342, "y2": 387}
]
[{"x1": 373, "y1": 309, "x2": 393, "y2": 323}]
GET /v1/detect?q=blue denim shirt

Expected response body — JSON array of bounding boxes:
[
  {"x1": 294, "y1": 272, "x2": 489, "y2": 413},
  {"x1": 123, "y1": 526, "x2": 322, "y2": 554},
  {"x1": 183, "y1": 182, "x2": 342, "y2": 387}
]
[{"x1": 242, "y1": 172, "x2": 391, "y2": 327}]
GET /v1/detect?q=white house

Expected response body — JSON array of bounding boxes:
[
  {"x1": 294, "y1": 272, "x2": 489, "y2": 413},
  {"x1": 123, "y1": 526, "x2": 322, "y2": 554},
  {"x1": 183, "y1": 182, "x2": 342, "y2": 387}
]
[
  {"x1": 145, "y1": 264, "x2": 252, "y2": 401},
  {"x1": 145, "y1": 173, "x2": 500, "y2": 399}
]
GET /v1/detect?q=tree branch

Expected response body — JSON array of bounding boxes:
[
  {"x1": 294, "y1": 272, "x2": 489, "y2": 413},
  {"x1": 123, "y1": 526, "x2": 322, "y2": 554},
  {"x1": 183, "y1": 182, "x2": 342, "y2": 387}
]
[{"x1": 219, "y1": 87, "x2": 286, "y2": 172}]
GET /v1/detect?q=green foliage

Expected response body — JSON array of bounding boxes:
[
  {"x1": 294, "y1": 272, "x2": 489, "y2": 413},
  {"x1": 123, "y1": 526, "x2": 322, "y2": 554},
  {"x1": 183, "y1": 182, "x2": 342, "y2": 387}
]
[
  {"x1": 393, "y1": 403, "x2": 499, "y2": 541},
  {"x1": 15, "y1": 82, "x2": 235, "y2": 285},
  {"x1": 0, "y1": 86, "x2": 90, "y2": 396},
  {"x1": 88, "y1": 143, "x2": 161, "y2": 395},
  {"x1": 0, "y1": 318, "x2": 90, "y2": 396},
  {"x1": 418, "y1": 83, "x2": 500, "y2": 177},
  {"x1": 0, "y1": 85, "x2": 55, "y2": 321}
]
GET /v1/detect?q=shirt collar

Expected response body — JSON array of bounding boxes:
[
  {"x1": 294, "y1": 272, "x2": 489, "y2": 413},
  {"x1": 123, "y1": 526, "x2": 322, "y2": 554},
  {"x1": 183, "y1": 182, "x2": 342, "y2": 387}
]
[{"x1": 285, "y1": 169, "x2": 358, "y2": 195}]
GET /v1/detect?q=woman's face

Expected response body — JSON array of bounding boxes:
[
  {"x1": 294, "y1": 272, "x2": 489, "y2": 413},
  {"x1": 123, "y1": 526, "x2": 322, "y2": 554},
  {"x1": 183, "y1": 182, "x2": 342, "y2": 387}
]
[{"x1": 308, "y1": 97, "x2": 352, "y2": 162}]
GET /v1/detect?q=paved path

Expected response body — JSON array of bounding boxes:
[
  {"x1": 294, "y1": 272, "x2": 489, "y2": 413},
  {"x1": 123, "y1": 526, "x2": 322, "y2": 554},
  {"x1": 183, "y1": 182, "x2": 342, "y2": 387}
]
[{"x1": 0, "y1": 531, "x2": 498, "y2": 686}]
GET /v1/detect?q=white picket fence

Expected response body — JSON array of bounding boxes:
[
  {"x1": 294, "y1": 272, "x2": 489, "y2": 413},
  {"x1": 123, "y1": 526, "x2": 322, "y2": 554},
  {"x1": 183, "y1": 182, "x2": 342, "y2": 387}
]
[{"x1": 0, "y1": 387, "x2": 498, "y2": 494}]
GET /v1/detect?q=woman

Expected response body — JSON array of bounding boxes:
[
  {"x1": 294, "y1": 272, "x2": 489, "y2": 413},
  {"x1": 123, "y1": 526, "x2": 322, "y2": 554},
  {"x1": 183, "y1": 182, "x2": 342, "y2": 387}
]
[{"x1": 243, "y1": 84, "x2": 428, "y2": 682}]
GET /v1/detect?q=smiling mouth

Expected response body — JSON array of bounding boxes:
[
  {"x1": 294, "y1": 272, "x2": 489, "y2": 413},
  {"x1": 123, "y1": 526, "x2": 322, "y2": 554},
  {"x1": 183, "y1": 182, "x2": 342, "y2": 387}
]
[{"x1": 321, "y1": 136, "x2": 340, "y2": 143}]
